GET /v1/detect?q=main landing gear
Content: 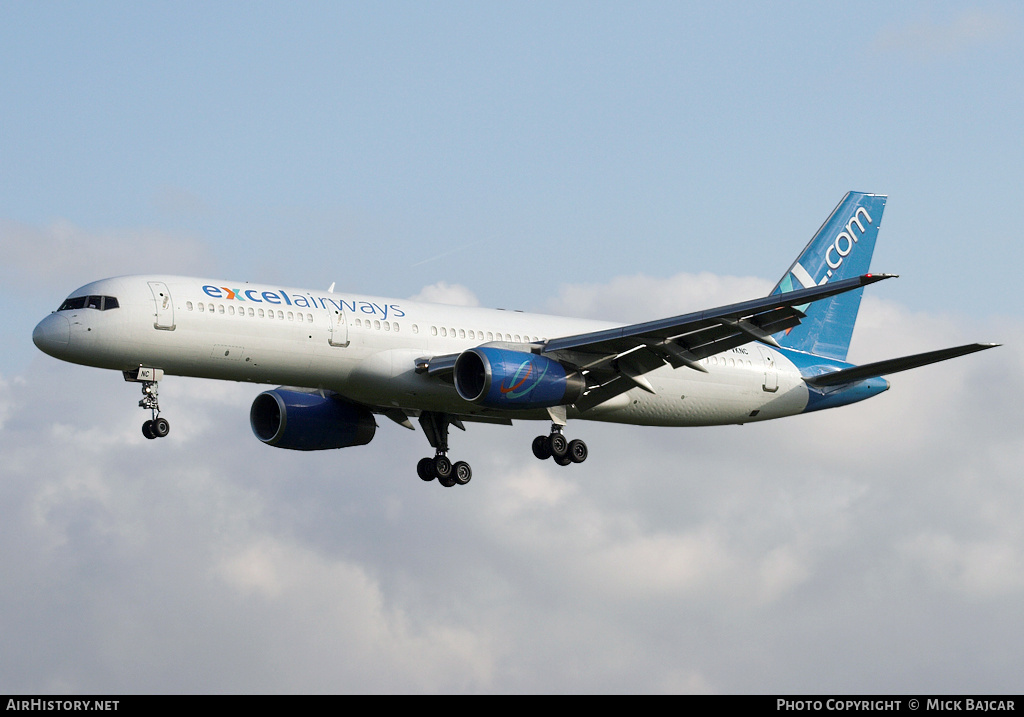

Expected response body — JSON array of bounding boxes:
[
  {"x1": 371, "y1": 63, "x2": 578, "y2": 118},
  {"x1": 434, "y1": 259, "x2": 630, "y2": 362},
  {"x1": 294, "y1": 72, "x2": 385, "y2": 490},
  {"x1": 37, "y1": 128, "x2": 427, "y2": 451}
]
[
  {"x1": 414, "y1": 414, "x2": 588, "y2": 484},
  {"x1": 416, "y1": 412, "x2": 472, "y2": 488},
  {"x1": 532, "y1": 424, "x2": 588, "y2": 467},
  {"x1": 124, "y1": 367, "x2": 170, "y2": 440}
]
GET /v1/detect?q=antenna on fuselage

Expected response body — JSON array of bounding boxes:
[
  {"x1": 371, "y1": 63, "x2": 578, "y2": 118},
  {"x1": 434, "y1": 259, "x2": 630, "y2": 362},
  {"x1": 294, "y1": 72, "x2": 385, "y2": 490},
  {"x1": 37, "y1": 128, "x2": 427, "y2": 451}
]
[{"x1": 327, "y1": 282, "x2": 335, "y2": 293}]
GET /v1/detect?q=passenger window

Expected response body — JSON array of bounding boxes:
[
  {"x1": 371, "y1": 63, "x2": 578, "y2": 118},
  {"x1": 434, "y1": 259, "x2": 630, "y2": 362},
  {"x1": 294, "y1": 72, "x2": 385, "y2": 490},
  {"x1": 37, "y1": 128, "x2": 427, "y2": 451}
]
[
  {"x1": 431, "y1": 326, "x2": 437, "y2": 336},
  {"x1": 218, "y1": 305, "x2": 225, "y2": 314},
  {"x1": 258, "y1": 309, "x2": 265, "y2": 318},
  {"x1": 384, "y1": 321, "x2": 390, "y2": 331},
  {"x1": 393, "y1": 323, "x2": 399, "y2": 333},
  {"x1": 198, "y1": 303, "x2": 205, "y2": 313},
  {"x1": 298, "y1": 313, "x2": 304, "y2": 322},
  {"x1": 187, "y1": 301, "x2": 194, "y2": 311},
  {"x1": 458, "y1": 329, "x2": 465, "y2": 339},
  {"x1": 306, "y1": 314, "x2": 312, "y2": 323}
]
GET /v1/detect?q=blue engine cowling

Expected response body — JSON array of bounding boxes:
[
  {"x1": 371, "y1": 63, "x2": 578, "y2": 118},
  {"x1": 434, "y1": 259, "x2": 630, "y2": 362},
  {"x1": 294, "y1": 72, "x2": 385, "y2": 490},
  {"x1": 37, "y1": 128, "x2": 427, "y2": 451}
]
[
  {"x1": 454, "y1": 347, "x2": 585, "y2": 410},
  {"x1": 250, "y1": 388, "x2": 377, "y2": 450}
]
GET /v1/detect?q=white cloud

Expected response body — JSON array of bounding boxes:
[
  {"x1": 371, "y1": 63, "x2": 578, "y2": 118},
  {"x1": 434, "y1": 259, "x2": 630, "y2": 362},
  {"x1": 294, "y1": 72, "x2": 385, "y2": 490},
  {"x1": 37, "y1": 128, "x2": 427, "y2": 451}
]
[
  {"x1": 900, "y1": 532, "x2": 1024, "y2": 598},
  {"x1": 410, "y1": 281, "x2": 481, "y2": 307},
  {"x1": 2, "y1": 270, "x2": 1021, "y2": 693},
  {"x1": 0, "y1": 374, "x2": 20, "y2": 431},
  {"x1": 873, "y1": 9, "x2": 1015, "y2": 60},
  {"x1": 547, "y1": 271, "x2": 771, "y2": 322}
]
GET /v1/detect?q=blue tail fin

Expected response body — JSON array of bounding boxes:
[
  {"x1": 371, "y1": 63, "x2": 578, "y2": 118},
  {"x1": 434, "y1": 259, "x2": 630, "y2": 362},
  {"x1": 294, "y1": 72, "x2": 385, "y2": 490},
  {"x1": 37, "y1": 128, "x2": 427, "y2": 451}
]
[{"x1": 771, "y1": 192, "x2": 887, "y2": 361}]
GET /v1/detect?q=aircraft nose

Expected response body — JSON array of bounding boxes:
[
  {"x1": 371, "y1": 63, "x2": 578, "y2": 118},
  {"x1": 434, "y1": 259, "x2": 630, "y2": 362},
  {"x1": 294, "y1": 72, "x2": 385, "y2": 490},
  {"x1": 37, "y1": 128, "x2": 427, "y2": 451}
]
[{"x1": 33, "y1": 313, "x2": 71, "y2": 357}]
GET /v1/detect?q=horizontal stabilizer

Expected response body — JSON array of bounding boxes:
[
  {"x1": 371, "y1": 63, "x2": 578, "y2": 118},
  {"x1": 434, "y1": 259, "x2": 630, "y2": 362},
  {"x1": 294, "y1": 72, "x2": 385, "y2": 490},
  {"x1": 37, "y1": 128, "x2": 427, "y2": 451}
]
[{"x1": 804, "y1": 343, "x2": 1000, "y2": 387}]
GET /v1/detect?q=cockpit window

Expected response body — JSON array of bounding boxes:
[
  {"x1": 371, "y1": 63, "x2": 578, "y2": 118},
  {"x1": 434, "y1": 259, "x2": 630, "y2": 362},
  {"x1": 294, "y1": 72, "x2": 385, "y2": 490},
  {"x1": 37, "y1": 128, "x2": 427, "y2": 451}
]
[
  {"x1": 58, "y1": 295, "x2": 120, "y2": 311},
  {"x1": 58, "y1": 297, "x2": 87, "y2": 311}
]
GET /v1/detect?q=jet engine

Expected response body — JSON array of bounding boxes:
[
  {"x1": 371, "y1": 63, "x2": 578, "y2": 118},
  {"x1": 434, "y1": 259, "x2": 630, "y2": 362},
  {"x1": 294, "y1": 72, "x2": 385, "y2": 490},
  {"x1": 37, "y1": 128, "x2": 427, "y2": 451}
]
[
  {"x1": 454, "y1": 347, "x2": 584, "y2": 410},
  {"x1": 250, "y1": 388, "x2": 376, "y2": 450}
]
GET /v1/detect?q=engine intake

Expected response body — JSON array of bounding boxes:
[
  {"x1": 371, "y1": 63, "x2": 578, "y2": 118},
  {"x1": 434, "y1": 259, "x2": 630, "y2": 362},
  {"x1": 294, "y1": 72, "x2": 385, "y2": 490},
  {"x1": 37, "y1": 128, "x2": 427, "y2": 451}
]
[
  {"x1": 250, "y1": 389, "x2": 376, "y2": 450},
  {"x1": 454, "y1": 347, "x2": 584, "y2": 410}
]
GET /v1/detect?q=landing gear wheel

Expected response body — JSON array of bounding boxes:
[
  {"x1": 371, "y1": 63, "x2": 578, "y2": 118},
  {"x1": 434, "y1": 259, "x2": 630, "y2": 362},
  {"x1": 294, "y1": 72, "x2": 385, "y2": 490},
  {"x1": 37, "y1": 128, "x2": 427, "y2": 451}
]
[
  {"x1": 548, "y1": 433, "x2": 569, "y2": 459},
  {"x1": 453, "y1": 461, "x2": 472, "y2": 485},
  {"x1": 433, "y1": 455, "x2": 453, "y2": 481},
  {"x1": 417, "y1": 457, "x2": 436, "y2": 481},
  {"x1": 416, "y1": 413, "x2": 473, "y2": 487},
  {"x1": 554, "y1": 454, "x2": 573, "y2": 466},
  {"x1": 153, "y1": 417, "x2": 170, "y2": 438},
  {"x1": 135, "y1": 376, "x2": 169, "y2": 442},
  {"x1": 532, "y1": 435, "x2": 552, "y2": 460},
  {"x1": 568, "y1": 439, "x2": 588, "y2": 464}
]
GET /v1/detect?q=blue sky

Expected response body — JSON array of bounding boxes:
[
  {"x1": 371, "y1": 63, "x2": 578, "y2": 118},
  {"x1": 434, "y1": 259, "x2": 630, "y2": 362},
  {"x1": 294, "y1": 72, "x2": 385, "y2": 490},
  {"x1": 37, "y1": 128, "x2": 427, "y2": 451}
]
[
  {"x1": 4, "y1": 2, "x2": 1021, "y2": 311},
  {"x1": 2, "y1": 2, "x2": 1022, "y2": 694}
]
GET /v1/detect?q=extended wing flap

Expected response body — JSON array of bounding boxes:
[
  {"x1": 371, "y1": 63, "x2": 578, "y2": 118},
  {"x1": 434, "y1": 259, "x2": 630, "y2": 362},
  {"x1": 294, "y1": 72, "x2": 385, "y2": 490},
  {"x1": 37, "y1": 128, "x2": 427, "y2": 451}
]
[{"x1": 804, "y1": 343, "x2": 1000, "y2": 388}]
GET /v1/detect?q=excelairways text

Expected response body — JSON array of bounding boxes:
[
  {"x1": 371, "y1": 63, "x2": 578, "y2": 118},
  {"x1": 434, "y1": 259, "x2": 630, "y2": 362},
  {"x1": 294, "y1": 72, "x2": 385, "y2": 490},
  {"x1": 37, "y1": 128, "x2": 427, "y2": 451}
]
[{"x1": 201, "y1": 286, "x2": 405, "y2": 320}]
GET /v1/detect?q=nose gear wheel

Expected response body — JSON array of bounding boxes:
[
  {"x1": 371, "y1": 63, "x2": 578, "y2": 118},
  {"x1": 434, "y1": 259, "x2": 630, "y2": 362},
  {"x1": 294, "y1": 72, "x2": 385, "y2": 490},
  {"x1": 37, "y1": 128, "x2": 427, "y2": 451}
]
[{"x1": 137, "y1": 378, "x2": 170, "y2": 440}]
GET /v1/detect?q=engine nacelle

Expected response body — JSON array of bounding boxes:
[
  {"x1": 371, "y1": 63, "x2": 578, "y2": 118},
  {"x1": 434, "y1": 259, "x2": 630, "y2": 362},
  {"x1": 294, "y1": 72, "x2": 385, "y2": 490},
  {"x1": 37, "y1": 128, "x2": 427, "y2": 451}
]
[
  {"x1": 454, "y1": 347, "x2": 585, "y2": 410},
  {"x1": 250, "y1": 388, "x2": 376, "y2": 451}
]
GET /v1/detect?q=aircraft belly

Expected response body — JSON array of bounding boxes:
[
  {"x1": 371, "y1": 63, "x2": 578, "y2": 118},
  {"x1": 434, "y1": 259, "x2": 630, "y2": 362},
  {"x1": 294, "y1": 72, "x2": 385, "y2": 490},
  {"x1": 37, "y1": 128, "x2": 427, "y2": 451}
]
[{"x1": 341, "y1": 348, "x2": 464, "y2": 408}]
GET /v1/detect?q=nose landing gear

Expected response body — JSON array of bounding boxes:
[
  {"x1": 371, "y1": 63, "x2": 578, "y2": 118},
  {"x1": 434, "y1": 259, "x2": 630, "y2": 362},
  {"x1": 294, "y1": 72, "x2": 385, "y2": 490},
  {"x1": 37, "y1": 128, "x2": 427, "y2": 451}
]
[{"x1": 124, "y1": 367, "x2": 170, "y2": 440}]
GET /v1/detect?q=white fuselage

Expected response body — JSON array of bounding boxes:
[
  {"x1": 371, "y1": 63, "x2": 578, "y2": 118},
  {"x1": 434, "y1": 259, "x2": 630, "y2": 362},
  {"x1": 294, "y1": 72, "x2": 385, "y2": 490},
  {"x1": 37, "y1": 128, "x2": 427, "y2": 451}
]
[{"x1": 34, "y1": 275, "x2": 814, "y2": 426}]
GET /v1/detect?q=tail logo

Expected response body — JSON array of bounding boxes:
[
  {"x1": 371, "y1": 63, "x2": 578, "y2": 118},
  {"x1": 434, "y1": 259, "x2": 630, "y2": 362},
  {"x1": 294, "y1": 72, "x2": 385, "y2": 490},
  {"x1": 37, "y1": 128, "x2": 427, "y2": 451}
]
[{"x1": 824, "y1": 206, "x2": 874, "y2": 277}]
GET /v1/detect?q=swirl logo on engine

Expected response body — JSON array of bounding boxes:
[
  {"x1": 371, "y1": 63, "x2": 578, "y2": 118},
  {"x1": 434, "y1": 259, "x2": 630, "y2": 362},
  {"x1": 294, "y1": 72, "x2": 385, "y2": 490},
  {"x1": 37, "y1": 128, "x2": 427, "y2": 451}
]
[{"x1": 500, "y1": 360, "x2": 548, "y2": 399}]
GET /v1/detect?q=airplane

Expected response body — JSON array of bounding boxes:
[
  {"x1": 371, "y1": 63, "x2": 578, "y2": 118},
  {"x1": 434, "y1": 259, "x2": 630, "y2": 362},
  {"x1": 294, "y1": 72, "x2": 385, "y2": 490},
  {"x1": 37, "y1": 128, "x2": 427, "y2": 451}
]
[{"x1": 32, "y1": 192, "x2": 998, "y2": 487}]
